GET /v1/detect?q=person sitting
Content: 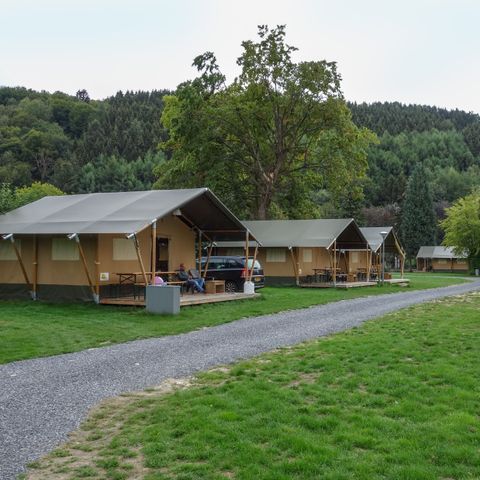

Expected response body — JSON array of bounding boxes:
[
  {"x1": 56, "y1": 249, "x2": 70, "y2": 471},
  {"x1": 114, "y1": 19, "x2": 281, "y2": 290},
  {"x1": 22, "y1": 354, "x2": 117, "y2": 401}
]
[
  {"x1": 188, "y1": 268, "x2": 205, "y2": 293},
  {"x1": 177, "y1": 264, "x2": 205, "y2": 293}
]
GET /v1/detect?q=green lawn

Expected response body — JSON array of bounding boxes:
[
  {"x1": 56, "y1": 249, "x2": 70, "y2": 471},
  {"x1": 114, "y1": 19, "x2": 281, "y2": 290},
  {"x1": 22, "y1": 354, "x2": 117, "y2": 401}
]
[
  {"x1": 0, "y1": 273, "x2": 466, "y2": 365},
  {"x1": 26, "y1": 292, "x2": 480, "y2": 480}
]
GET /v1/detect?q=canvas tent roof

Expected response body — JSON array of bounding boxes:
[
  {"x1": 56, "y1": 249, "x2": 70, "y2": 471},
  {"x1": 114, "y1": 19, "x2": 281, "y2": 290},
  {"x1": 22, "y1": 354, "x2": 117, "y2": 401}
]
[
  {"x1": 416, "y1": 246, "x2": 465, "y2": 259},
  {"x1": 0, "y1": 188, "x2": 251, "y2": 241},
  {"x1": 360, "y1": 226, "x2": 403, "y2": 254},
  {"x1": 216, "y1": 219, "x2": 367, "y2": 250}
]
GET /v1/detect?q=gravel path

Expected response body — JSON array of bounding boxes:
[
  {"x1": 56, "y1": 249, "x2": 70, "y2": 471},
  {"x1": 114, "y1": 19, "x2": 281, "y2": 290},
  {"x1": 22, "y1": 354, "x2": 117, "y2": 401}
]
[{"x1": 1, "y1": 280, "x2": 480, "y2": 479}]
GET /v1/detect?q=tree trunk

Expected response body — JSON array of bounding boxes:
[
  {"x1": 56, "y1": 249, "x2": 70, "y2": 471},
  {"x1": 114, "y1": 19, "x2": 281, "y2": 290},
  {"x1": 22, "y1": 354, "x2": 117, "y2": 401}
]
[{"x1": 255, "y1": 180, "x2": 275, "y2": 220}]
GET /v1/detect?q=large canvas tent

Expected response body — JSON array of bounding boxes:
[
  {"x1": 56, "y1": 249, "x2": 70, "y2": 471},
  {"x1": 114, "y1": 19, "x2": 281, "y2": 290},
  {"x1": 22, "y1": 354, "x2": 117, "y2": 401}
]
[
  {"x1": 216, "y1": 219, "x2": 369, "y2": 285},
  {"x1": 416, "y1": 246, "x2": 468, "y2": 272},
  {"x1": 360, "y1": 226, "x2": 406, "y2": 277},
  {"x1": 0, "y1": 188, "x2": 255, "y2": 302}
]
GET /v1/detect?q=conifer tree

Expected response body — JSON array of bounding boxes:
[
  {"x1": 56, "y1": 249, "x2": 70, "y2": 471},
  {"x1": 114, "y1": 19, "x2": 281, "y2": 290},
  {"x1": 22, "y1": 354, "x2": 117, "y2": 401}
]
[{"x1": 400, "y1": 163, "x2": 436, "y2": 265}]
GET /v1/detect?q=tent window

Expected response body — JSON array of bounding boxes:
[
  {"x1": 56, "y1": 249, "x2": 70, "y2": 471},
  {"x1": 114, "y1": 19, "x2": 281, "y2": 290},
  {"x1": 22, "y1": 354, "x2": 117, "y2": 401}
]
[
  {"x1": 437, "y1": 258, "x2": 448, "y2": 264},
  {"x1": 113, "y1": 238, "x2": 137, "y2": 261},
  {"x1": 266, "y1": 248, "x2": 286, "y2": 263},
  {"x1": 52, "y1": 238, "x2": 79, "y2": 261},
  {"x1": 0, "y1": 240, "x2": 20, "y2": 260},
  {"x1": 303, "y1": 249, "x2": 312, "y2": 263},
  {"x1": 351, "y1": 252, "x2": 359, "y2": 263}
]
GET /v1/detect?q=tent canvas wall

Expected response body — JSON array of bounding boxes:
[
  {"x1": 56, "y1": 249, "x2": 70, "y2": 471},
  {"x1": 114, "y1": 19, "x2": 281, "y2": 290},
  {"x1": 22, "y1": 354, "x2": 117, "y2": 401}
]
[{"x1": 0, "y1": 188, "x2": 253, "y2": 302}]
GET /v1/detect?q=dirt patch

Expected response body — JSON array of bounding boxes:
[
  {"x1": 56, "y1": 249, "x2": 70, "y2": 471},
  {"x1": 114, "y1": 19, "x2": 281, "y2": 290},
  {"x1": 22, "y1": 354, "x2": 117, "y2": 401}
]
[
  {"x1": 25, "y1": 377, "x2": 193, "y2": 480},
  {"x1": 286, "y1": 371, "x2": 319, "y2": 388}
]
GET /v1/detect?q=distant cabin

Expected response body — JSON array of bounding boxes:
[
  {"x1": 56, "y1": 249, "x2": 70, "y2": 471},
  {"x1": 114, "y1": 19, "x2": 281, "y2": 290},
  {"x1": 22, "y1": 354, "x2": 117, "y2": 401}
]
[{"x1": 416, "y1": 246, "x2": 468, "y2": 272}]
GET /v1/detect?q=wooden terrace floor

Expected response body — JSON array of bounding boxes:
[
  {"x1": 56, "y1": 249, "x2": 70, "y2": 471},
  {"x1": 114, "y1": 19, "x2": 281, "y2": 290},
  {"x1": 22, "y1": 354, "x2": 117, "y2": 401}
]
[
  {"x1": 100, "y1": 291, "x2": 258, "y2": 307},
  {"x1": 300, "y1": 278, "x2": 410, "y2": 289}
]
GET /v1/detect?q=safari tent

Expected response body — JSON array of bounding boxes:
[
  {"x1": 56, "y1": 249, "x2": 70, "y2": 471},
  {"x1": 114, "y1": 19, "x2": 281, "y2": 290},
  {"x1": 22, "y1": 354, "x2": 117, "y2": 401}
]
[
  {"x1": 360, "y1": 226, "x2": 406, "y2": 278},
  {"x1": 0, "y1": 188, "x2": 256, "y2": 303},
  {"x1": 216, "y1": 219, "x2": 369, "y2": 286},
  {"x1": 416, "y1": 246, "x2": 468, "y2": 272}
]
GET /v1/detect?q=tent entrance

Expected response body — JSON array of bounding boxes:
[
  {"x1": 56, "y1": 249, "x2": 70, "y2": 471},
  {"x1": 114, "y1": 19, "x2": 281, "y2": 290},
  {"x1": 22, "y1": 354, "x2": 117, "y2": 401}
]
[{"x1": 156, "y1": 237, "x2": 169, "y2": 272}]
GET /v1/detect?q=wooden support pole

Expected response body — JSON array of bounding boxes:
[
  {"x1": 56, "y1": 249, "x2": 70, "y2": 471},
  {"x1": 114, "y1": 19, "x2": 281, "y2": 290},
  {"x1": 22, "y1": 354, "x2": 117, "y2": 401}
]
[
  {"x1": 74, "y1": 236, "x2": 98, "y2": 303},
  {"x1": 198, "y1": 230, "x2": 202, "y2": 278},
  {"x1": 245, "y1": 231, "x2": 250, "y2": 275},
  {"x1": 94, "y1": 261, "x2": 100, "y2": 298},
  {"x1": 333, "y1": 240, "x2": 337, "y2": 286},
  {"x1": 7, "y1": 236, "x2": 33, "y2": 297},
  {"x1": 249, "y1": 243, "x2": 259, "y2": 281},
  {"x1": 33, "y1": 235, "x2": 38, "y2": 300},
  {"x1": 366, "y1": 247, "x2": 370, "y2": 282},
  {"x1": 94, "y1": 234, "x2": 100, "y2": 299},
  {"x1": 289, "y1": 247, "x2": 300, "y2": 286},
  {"x1": 203, "y1": 242, "x2": 213, "y2": 279},
  {"x1": 132, "y1": 235, "x2": 148, "y2": 287},
  {"x1": 151, "y1": 221, "x2": 157, "y2": 285}
]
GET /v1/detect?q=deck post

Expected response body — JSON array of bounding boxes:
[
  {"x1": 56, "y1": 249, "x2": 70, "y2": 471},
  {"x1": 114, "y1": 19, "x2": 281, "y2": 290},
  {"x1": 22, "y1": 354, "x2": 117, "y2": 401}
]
[
  {"x1": 198, "y1": 230, "x2": 202, "y2": 278},
  {"x1": 4, "y1": 234, "x2": 34, "y2": 299},
  {"x1": 289, "y1": 247, "x2": 300, "y2": 286},
  {"x1": 366, "y1": 247, "x2": 371, "y2": 282},
  {"x1": 132, "y1": 234, "x2": 148, "y2": 287},
  {"x1": 151, "y1": 220, "x2": 157, "y2": 285},
  {"x1": 95, "y1": 234, "x2": 100, "y2": 300},
  {"x1": 32, "y1": 235, "x2": 38, "y2": 300},
  {"x1": 203, "y1": 242, "x2": 213, "y2": 279},
  {"x1": 333, "y1": 240, "x2": 337, "y2": 287},
  {"x1": 249, "y1": 243, "x2": 259, "y2": 281},
  {"x1": 72, "y1": 234, "x2": 98, "y2": 304}
]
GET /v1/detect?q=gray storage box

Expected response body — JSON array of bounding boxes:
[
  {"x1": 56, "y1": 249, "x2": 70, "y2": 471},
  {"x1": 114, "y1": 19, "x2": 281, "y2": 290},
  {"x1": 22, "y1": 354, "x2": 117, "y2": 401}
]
[{"x1": 146, "y1": 285, "x2": 181, "y2": 315}]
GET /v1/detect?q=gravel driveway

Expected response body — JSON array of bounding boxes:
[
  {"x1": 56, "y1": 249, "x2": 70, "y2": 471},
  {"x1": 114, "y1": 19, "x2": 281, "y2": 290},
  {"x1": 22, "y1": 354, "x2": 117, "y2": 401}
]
[{"x1": 1, "y1": 281, "x2": 480, "y2": 479}]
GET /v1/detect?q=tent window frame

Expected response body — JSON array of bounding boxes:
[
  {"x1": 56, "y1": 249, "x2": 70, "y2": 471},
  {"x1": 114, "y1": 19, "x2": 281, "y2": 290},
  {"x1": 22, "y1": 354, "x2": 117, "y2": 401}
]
[
  {"x1": 113, "y1": 238, "x2": 137, "y2": 261},
  {"x1": 266, "y1": 248, "x2": 286, "y2": 263},
  {"x1": 52, "y1": 238, "x2": 79, "y2": 261},
  {"x1": 0, "y1": 239, "x2": 21, "y2": 260}
]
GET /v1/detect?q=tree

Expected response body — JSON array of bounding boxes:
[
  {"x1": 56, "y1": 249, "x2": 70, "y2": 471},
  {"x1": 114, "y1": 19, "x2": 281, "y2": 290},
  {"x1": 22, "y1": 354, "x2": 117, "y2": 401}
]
[
  {"x1": 14, "y1": 182, "x2": 64, "y2": 209},
  {"x1": 400, "y1": 163, "x2": 436, "y2": 264},
  {"x1": 463, "y1": 122, "x2": 480, "y2": 157},
  {"x1": 0, "y1": 183, "x2": 15, "y2": 214},
  {"x1": 441, "y1": 190, "x2": 480, "y2": 269},
  {"x1": 75, "y1": 89, "x2": 90, "y2": 103},
  {"x1": 156, "y1": 25, "x2": 374, "y2": 219}
]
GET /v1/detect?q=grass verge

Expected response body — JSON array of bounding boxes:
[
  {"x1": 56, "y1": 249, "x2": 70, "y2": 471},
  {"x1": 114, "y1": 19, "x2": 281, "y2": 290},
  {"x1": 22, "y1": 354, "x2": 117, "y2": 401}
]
[
  {"x1": 24, "y1": 292, "x2": 480, "y2": 480},
  {"x1": 0, "y1": 273, "x2": 467, "y2": 365}
]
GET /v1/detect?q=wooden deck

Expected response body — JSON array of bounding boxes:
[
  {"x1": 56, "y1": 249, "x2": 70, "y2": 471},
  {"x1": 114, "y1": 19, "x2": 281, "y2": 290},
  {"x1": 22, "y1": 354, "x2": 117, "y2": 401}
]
[
  {"x1": 99, "y1": 292, "x2": 258, "y2": 307},
  {"x1": 300, "y1": 281, "x2": 377, "y2": 289},
  {"x1": 301, "y1": 278, "x2": 410, "y2": 289},
  {"x1": 385, "y1": 278, "x2": 410, "y2": 285}
]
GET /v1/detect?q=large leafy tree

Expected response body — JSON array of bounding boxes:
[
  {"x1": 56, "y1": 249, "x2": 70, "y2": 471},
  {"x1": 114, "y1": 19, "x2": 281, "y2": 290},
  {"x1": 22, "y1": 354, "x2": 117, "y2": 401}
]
[
  {"x1": 400, "y1": 163, "x2": 436, "y2": 263},
  {"x1": 156, "y1": 25, "x2": 374, "y2": 219},
  {"x1": 441, "y1": 190, "x2": 480, "y2": 268}
]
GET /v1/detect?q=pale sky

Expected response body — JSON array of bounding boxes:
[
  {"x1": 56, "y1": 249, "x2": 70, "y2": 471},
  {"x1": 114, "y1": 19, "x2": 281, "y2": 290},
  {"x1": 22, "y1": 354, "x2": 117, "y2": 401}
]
[{"x1": 1, "y1": 0, "x2": 479, "y2": 112}]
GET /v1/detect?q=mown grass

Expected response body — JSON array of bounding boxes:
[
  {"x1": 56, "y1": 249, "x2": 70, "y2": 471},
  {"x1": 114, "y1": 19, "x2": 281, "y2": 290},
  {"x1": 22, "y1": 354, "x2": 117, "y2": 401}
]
[
  {"x1": 0, "y1": 273, "x2": 466, "y2": 365},
  {"x1": 26, "y1": 292, "x2": 480, "y2": 480}
]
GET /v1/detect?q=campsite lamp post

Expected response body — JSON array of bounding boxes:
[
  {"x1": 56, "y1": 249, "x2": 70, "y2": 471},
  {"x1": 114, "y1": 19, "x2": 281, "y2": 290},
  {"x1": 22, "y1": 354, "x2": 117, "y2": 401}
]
[{"x1": 380, "y1": 230, "x2": 388, "y2": 286}]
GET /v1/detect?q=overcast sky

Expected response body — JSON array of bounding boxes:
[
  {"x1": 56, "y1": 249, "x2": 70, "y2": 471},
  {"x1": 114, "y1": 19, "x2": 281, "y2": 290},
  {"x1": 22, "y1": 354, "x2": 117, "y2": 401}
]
[{"x1": 1, "y1": 0, "x2": 479, "y2": 112}]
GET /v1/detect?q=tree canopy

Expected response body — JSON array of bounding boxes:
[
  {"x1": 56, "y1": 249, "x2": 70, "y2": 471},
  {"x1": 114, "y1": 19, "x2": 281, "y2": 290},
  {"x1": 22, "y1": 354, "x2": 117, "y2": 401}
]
[
  {"x1": 0, "y1": 182, "x2": 63, "y2": 214},
  {"x1": 155, "y1": 25, "x2": 375, "y2": 219},
  {"x1": 441, "y1": 190, "x2": 480, "y2": 262},
  {"x1": 400, "y1": 163, "x2": 436, "y2": 261}
]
